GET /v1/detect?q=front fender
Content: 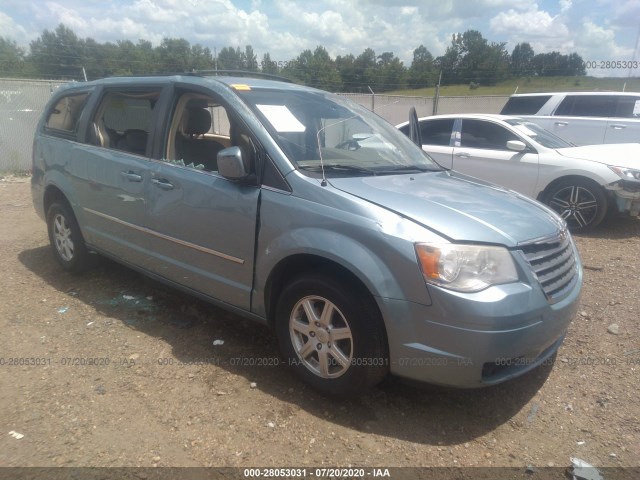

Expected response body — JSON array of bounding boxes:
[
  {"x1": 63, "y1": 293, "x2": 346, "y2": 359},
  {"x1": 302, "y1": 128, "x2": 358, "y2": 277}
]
[{"x1": 253, "y1": 190, "x2": 434, "y2": 319}]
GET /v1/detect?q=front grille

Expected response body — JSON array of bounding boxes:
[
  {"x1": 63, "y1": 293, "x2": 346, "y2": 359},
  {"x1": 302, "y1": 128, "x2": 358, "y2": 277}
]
[{"x1": 520, "y1": 230, "x2": 579, "y2": 304}]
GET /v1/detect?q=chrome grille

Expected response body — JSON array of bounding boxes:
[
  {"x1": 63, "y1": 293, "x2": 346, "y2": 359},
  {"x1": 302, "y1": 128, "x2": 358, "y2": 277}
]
[{"x1": 520, "y1": 230, "x2": 579, "y2": 304}]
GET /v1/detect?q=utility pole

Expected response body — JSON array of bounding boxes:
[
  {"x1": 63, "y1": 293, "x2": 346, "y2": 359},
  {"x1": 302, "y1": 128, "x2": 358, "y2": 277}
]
[{"x1": 432, "y1": 71, "x2": 442, "y2": 115}]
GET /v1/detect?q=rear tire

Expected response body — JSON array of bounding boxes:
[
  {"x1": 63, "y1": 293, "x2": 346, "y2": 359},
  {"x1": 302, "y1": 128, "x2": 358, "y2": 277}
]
[
  {"x1": 275, "y1": 273, "x2": 388, "y2": 396},
  {"x1": 46, "y1": 201, "x2": 92, "y2": 272},
  {"x1": 543, "y1": 178, "x2": 607, "y2": 232}
]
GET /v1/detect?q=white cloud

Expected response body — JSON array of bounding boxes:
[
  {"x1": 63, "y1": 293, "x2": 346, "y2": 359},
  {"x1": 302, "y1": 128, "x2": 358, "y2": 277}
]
[
  {"x1": 0, "y1": 11, "x2": 30, "y2": 44},
  {"x1": 610, "y1": 0, "x2": 640, "y2": 27},
  {"x1": 0, "y1": 0, "x2": 638, "y2": 78},
  {"x1": 560, "y1": 0, "x2": 572, "y2": 13},
  {"x1": 490, "y1": 8, "x2": 569, "y2": 40},
  {"x1": 577, "y1": 21, "x2": 634, "y2": 58}
]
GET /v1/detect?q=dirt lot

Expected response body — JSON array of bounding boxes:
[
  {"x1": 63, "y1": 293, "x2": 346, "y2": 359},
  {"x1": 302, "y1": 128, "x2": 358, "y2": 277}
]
[{"x1": 0, "y1": 176, "x2": 638, "y2": 475}]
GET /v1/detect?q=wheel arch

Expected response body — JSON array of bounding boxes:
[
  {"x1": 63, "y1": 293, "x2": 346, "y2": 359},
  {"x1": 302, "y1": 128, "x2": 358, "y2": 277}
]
[
  {"x1": 264, "y1": 254, "x2": 384, "y2": 329},
  {"x1": 536, "y1": 174, "x2": 607, "y2": 202},
  {"x1": 43, "y1": 184, "x2": 90, "y2": 245},
  {"x1": 43, "y1": 184, "x2": 70, "y2": 214}
]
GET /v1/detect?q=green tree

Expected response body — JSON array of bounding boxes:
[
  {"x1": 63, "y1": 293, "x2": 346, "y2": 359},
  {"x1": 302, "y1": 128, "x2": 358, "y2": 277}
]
[
  {"x1": 532, "y1": 51, "x2": 584, "y2": 76},
  {"x1": 0, "y1": 37, "x2": 26, "y2": 77},
  {"x1": 157, "y1": 38, "x2": 191, "y2": 72},
  {"x1": 434, "y1": 35, "x2": 463, "y2": 85},
  {"x1": 352, "y1": 48, "x2": 377, "y2": 92},
  {"x1": 261, "y1": 52, "x2": 278, "y2": 74},
  {"x1": 217, "y1": 46, "x2": 243, "y2": 69},
  {"x1": 511, "y1": 42, "x2": 535, "y2": 77},
  {"x1": 284, "y1": 46, "x2": 341, "y2": 90},
  {"x1": 375, "y1": 52, "x2": 406, "y2": 91},
  {"x1": 243, "y1": 45, "x2": 258, "y2": 71},
  {"x1": 408, "y1": 45, "x2": 436, "y2": 88},
  {"x1": 567, "y1": 53, "x2": 586, "y2": 76},
  {"x1": 81, "y1": 38, "x2": 112, "y2": 78},
  {"x1": 29, "y1": 24, "x2": 85, "y2": 79},
  {"x1": 436, "y1": 30, "x2": 509, "y2": 85},
  {"x1": 190, "y1": 44, "x2": 214, "y2": 71}
]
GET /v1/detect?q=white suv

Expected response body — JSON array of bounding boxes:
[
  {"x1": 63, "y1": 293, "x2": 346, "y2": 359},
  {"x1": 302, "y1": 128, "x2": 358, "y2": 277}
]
[{"x1": 500, "y1": 92, "x2": 640, "y2": 146}]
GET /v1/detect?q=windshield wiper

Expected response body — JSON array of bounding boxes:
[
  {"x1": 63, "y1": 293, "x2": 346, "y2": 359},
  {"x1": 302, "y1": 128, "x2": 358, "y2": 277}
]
[
  {"x1": 299, "y1": 164, "x2": 378, "y2": 176},
  {"x1": 376, "y1": 165, "x2": 441, "y2": 174}
]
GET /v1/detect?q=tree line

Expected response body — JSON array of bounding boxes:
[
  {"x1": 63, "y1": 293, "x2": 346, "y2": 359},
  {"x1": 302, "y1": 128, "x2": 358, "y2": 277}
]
[{"x1": 0, "y1": 24, "x2": 586, "y2": 92}]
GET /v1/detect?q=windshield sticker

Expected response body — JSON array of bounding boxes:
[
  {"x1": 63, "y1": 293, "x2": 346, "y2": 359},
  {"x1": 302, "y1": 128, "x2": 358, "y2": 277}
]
[{"x1": 257, "y1": 104, "x2": 306, "y2": 132}]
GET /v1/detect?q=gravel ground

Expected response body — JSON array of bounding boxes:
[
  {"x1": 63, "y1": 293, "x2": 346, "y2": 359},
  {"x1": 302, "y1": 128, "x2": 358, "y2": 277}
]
[{"x1": 0, "y1": 176, "x2": 638, "y2": 478}]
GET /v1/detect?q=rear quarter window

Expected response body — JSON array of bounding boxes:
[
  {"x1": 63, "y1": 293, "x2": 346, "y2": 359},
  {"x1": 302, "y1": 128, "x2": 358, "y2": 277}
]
[
  {"x1": 419, "y1": 118, "x2": 455, "y2": 146},
  {"x1": 615, "y1": 96, "x2": 640, "y2": 118},
  {"x1": 500, "y1": 96, "x2": 551, "y2": 115},
  {"x1": 554, "y1": 95, "x2": 618, "y2": 117},
  {"x1": 44, "y1": 92, "x2": 89, "y2": 135}
]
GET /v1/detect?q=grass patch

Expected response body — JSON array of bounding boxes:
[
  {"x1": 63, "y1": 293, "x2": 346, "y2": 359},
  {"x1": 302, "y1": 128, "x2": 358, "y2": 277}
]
[{"x1": 387, "y1": 76, "x2": 640, "y2": 97}]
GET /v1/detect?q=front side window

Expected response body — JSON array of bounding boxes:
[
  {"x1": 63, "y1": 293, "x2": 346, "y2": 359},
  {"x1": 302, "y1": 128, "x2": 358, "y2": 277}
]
[
  {"x1": 236, "y1": 88, "x2": 440, "y2": 177},
  {"x1": 460, "y1": 119, "x2": 518, "y2": 150},
  {"x1": 165, "y1": 92, "x2": 251, "y2": 172},
  {"x1": 45, "y1": 92, "x2": 89, "y2": 134},
  {"x1": 90, "y1": 90, "x2": 161, "y2": 156}
]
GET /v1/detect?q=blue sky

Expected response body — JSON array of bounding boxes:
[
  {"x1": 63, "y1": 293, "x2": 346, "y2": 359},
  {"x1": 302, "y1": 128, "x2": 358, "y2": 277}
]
[{"x1": 1, "y1": 0, "x2": 639, "y2": 77}]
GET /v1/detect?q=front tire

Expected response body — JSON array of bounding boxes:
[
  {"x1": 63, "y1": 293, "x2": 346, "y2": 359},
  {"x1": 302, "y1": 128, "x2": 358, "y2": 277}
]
[
  {"x1": 543, "y1": 178, "x2": 607, "y2": 232},
  {"x1": 275, "y1": 273, "x2": 388, "y2": 396},
  {"x1": 46, "y1": 201, "x2": 92, "y2": 272}
]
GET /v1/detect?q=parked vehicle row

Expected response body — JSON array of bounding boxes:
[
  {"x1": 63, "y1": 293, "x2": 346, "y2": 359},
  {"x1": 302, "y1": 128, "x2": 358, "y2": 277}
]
[
  {"x1": 500, "y1": 91, "x2": 640, "y2": 146},
  {"x1": 31, "y1": 73, "x2": 581, "y2": 396},
  {"x1": 398, "y1": 114, "x2": 640, "y2": 231}
]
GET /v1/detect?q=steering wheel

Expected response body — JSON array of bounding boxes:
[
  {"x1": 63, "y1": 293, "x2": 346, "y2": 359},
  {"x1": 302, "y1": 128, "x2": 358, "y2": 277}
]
[{"x1": 334, "y1": 139, "x2": 361, "y2": 150}]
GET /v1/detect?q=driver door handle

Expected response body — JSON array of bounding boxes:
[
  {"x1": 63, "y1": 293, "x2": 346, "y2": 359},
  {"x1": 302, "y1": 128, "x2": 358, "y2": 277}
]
[
  {"x1": 554, "y1": 121, "x2": 569, "y2": 126},
  {"x1": 151, "y1": 178, "x2": 175, "y2": 190},
  {"x1": 455, "y1": 152, "x2": 471, "y2": 158},
  {"x1": 609, "y1": 124, "x2": 627, "y2": 129},
  {"x1": 120, "y1": 171, "x2": 143, "y2": 182}
]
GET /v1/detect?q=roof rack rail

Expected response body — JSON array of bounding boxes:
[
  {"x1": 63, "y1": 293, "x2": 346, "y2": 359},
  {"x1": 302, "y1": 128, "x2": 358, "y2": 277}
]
[
  {"x1": 110, "y1": 70, "x2": 295, "y2": 83},
  {"x1": 188, "y1": 69, "x2": 295, "y2": 83}
]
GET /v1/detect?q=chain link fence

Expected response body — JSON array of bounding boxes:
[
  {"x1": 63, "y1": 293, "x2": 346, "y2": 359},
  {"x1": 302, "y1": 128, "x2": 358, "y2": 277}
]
[
  {"x1": 0, "y1": 78, "x2": 509, "y2": 172},
  {"x1": 0, "y1": 78, "x2": 66, "y2": 172},
  {"x1": 339, "y1": 93, "x2": 509, "y2": 125}
]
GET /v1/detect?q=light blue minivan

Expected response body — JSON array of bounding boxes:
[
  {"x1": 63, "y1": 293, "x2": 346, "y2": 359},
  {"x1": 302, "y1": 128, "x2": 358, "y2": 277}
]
[{"x1": 31, "y1": 73, "x2": 582, "y2": 395}]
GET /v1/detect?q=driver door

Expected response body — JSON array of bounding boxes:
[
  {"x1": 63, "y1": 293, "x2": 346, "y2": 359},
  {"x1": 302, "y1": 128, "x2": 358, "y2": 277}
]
[{"x1": 144, "y1": 88, "x2": 260, "y2": 310}]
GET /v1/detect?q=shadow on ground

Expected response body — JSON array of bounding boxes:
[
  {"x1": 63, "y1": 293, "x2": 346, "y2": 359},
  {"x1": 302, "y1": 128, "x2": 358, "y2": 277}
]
[
  {"x1": 575, "y1": 215, "x2": 640, "y2": 240},
  {"x1": 19, "y1": 245, "x2": 552, "y2": 446}
]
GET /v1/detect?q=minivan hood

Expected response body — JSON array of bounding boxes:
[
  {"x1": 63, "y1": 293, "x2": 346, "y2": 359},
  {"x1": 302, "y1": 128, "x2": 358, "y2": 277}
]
[
  {"x1": 330, "y1": 172, "x2": 564, "y2": 246},
  {"x1": 556, "y1": 143, "x2": 640, "y2": 169}
]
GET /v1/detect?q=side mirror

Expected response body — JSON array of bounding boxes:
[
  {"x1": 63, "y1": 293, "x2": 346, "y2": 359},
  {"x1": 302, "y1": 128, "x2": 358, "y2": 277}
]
[
  {"x1": 507, "y1": 140, "x2": 527, "y2": 152},
  {"x1": 218, "y1": 146, "x2": 249, "y2": 180}
]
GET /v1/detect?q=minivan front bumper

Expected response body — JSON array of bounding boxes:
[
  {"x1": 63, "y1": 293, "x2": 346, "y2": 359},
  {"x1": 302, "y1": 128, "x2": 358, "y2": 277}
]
[{"x1": 378, "y1": 265, "x2": 582, "y2": 388}]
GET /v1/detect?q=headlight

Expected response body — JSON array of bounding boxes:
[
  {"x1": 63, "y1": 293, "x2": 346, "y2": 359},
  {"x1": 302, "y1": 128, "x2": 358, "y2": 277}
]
[
  {"x1": 609, "y1": 166, "x2": 640, "y2": 182},
  {"x1": 415, "y1": 243, "x2": 518, "y2": 292}
]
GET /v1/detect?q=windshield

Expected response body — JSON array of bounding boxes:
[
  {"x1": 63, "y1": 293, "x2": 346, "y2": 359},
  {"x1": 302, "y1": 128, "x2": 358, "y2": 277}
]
[
  {"x1": 506, "y1": 119, "x2": 573, "y2": 149},
  {"x1": 237, "y1": 88, "x2": 440, "y2": 176}
]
